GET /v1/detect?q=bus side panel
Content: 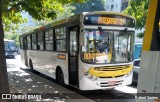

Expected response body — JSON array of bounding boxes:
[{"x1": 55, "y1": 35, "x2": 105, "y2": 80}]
[
  {"x1": 27, "y1": 50, "x2": 39, "y2": 69},
  {"x1": 26, "y1": 50, "x2": 69, "y2": 85}
]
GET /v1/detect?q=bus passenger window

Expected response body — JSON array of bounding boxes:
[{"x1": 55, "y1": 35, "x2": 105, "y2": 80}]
[
  {"x1": 55, "y1": 27, "x2": 66, "y2": 51},
  {"x1": 38, "y1": 32, "x2": 44, "y2": 50},
  {"x1": 45, "y1": 30, "x2": 53, "y2": 51},
  {"x1": 27, "y1": 35, "x2": 31, "y2": 49},
  {"x1": 32, "y1": 34, "x2": 37, "y2": 50},
  {"x1": 20, "y1": 37, "x2": 23, "y2": 49}
]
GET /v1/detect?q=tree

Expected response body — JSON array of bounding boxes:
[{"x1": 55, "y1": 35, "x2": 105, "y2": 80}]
[
  {"x1": 0, "y1": 0, "x2": 84, "y2": 94},
  {"x1": 4, "y1": 32, "x2": 19, "y2": 46},
  {"x1": 123, "y1": 0, "x2": 149, "y2": 38},
  {"x1": 33, "y1": 4, "x2": 76, "y2": 26},
  {"x1": 72, "y1": 0, "x2": 105, "y2": 14}
]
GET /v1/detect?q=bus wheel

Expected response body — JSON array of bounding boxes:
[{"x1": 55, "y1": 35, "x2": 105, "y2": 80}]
[
  {"x1": 56, "y1": 68, "x2": 64, "y2": 85},
  {"x1": 29, "y1": 60, "x2": 34, "y2": 72}
]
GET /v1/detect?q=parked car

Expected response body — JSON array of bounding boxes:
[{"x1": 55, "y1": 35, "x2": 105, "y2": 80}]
[{"x1": 132, "y1": 59, "x2": 140, "y2": 85}]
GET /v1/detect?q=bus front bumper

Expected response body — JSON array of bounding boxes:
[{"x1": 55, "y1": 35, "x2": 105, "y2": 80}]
[{"x1": 79, "y1": 72, "x2": 133, "y2": 90}]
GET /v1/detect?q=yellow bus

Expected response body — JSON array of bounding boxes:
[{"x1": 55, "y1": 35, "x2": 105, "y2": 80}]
[{"x1": 20, "y1": 11, "x2": 135, "y2": 90}]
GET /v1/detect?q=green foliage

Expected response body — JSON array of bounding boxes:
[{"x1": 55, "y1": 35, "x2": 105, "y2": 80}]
[
  {"x1": 2, "y1": 0, "x2": 83, "y2": 44},
  {"x1": 2, "y1": 0, "x2": 85, "y2": 32},
  {"x1": 4, "y1": 32, "x2": 19, "y2": 46},
  {"x1": 55, "y1": 4, "x2": 76, "y2": 20},
  {"x1": 123, "y1": 0, "x2": 149, "y2": 38},
  {"x1": 33, "y1": 4, "x2": 76, "y2": 26},
  {"x1": 72, "y1": 0, "x2": 105, "y2": 14}
]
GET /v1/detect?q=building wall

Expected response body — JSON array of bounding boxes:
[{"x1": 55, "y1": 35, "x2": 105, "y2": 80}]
[{"x1": 105, "y1": 0, "x2": 122, "y2": 12}]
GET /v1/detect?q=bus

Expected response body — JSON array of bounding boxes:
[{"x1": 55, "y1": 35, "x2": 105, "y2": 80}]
[
  {"x1": 134, "y1": 42, "x2": 142, "y2": 59},
  {"x1": 137, "y1": 0, "x2": 160, "y2": 101},
  {"x1": 19, "y1": 11, "x2": 135, "y2": 90},
  {"x1": 4, "y1": 39, "x2": 16, "y2": 58}
]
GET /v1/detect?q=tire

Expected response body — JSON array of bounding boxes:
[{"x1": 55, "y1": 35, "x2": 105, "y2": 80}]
[
  {"x1": 56, "y1": 68, "x2": 65, "y2": 85},
  {"x1": 29, "y1": 60, "x2": 34, "y2": 72}
]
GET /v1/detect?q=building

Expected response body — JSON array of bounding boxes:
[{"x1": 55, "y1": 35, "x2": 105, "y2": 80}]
[{"x1": 105, "y1": 0, "x2": 129, "y2": 12}]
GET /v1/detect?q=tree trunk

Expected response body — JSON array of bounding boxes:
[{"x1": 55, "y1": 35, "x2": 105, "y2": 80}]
[{"x1": 0, "y1": 0, "x2": 10, "y2": 94}]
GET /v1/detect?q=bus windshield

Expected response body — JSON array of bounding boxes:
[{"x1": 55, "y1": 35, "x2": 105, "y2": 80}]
[
  {"x1": 81, "y1": 29, "x2": 134, "y2": 64},
  {"x1": 4, "y1": 41, "x2": 16, "y2": 51}
]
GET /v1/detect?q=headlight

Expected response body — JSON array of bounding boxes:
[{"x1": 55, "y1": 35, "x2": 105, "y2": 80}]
[
  {"x1": 87, "y1": 74, "x2": 93, "y2": 79},
  {"x1": 92, "y1": 76, "x2": 98, "y2": 80},
  {"x1": 82, "y1": 69, "x2": 88, "y2": 76},
  {"x1": 82, "y1": 69, "x2": 98, "y2": 80},
  {"x1": 126, "y1": 71, "x2": 132, "y2": 77}
]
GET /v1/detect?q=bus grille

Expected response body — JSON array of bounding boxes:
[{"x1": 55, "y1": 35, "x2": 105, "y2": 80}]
[{"x1": 94, "y1": 65, "x2": 130, "y2": 71}]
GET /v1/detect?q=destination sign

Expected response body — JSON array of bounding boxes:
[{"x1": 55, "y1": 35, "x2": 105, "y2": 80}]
[
  {"x1": 83, "y1": 14, "x2": 135, "y2": 27},
  {"x1": 98, "y1": 17, "x2": 125, "y2": 25}
]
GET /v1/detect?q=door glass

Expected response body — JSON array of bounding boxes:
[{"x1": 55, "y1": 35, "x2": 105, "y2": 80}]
[{"x1": 70, "y1": 31, "x2": 77, "y2": 56}]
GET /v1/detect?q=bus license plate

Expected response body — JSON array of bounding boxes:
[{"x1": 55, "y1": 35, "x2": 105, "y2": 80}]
[{"x1": 108, "y1": 81, "x2": 117, "y2": 85}]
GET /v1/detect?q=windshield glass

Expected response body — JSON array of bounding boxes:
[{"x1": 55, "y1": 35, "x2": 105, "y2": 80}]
[
  {"x1": 81, "y1": 29, "x2": 134, "y2": 64},
  {"x1": 5, "y1": 41, "x2": 16, "y2": 51}
]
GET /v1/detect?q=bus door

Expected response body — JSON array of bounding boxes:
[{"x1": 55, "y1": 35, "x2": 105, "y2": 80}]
[
  {"x1": 23, "y1": 37, "x2": 28, "y2": 66},
  {"x1": 68, "y1": 26, "x2": 79, "y2": 86}
]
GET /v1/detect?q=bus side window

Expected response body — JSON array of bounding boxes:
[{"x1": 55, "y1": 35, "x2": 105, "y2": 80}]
[
  {"x1": 32, "y1": 33, "x2": 37, "y2": 50},
  {"x1": 45, "y1": 30, "x2": 53, "y2": 51},
  {"x1": 20, "y1": 37, "x2": 23, "y2": 49},
  {"x1": 38, "y1": 31, "x2": 44, "y2": 50},
  {"x1": 27, "y1": 35, "x2": 31, "y2": 49},
  {"x1": 55, "y1": 27, "x2": 66, "y2": 52}
]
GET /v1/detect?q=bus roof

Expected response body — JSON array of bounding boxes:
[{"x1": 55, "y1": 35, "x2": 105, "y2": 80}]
[{"x1": 20, "y1": 11, "x2": 135, "y2": 37}]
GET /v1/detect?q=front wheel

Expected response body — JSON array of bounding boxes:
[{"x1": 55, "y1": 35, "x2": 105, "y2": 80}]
[{"x1": 56, "y1": 69, "x2": 65, "y2": 85}]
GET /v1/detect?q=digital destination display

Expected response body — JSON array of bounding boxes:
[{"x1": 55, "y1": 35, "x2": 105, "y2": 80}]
[
  {"x1": 98, "y1": 17, "x2": 125, "y2": 25},
  {"x1": 83, "y1": 14, "x2": 135, "y2": 27}
]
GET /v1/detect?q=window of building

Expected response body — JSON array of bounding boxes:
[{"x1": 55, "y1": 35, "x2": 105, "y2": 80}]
[
  {"x1": 38, "y1": 32, "x2": 44, "y2": 50},
  {"x1": 121, "y1": 2, "x2": 128, "y2": 11},
  {"x1": 32, "y1": 34, "x2": 37, "y2": 50},
  {"x1": 27, "y1": 35, "x2": 31, "y2": 49},
  {"x1": 54, "y1": 27, "x2": 66, "y2": 51},
  {"x1": 45, "y1": 30, "x2": 53, "y2": 50},
  {"x1": 111, "y1": 4, "x2": 114, "y2": 10}
]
